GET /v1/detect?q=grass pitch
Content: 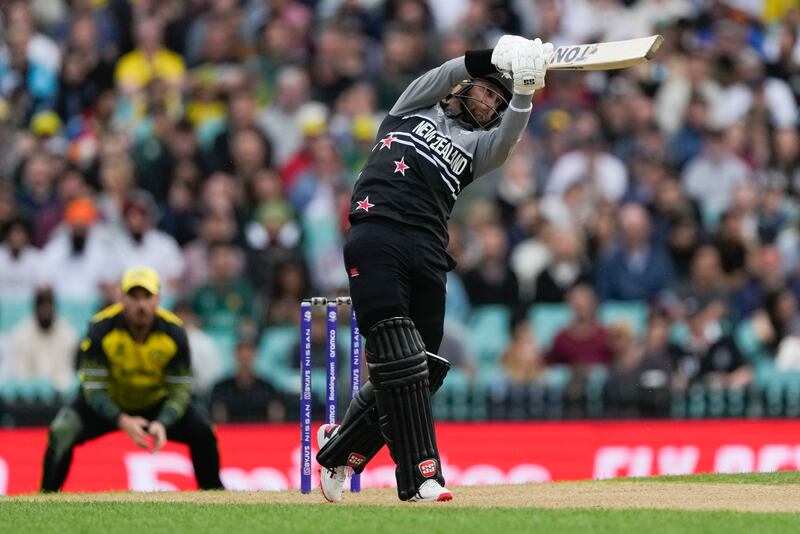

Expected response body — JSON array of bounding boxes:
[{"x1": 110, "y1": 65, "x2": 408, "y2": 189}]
[{"x1": 3, "y1": 473, "x2": 800, "y2": 533}]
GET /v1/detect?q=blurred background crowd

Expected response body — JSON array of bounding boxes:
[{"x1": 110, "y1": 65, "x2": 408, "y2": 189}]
[{"x1": 2, "y1": 0, "x2": 800, "y2": 426}]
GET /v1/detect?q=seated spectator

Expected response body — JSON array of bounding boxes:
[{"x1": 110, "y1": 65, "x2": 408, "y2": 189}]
[
  {"x1": 114, "y1": 190, "x2": 186, "y2": 297},
  {"x1": 114, "y1": 16, "x2": 185, "y2": 106},
  {"x1": 545, "y1": 122, "x2": 628, "y2": 203},
  {"x1": 264, "y1": 260, "x2": 309, "y2": 327},
  {"x1": 714, "y1": 209, "x2": 749, "y2": 288},
  {"x1": 548, "y1": 284, "x2": 612, "y2": 367},
  {"x1": 675, "y1": 245, "x2": 731, "y2": 315},
  {"x1": 182, "y1": 210, "x2": 240, "y2": 296},
  {"x1": 463, "y1": 222, "x2": 520, "y2": 308},
  {"x1": 606, "y1": 319, "x2": 673, "y2": 418},
  {"x1": 172, "y1": 300, "x2": 225, "y2": 399},
  {"x1": 596, "y1": 203, "x2": 676, "y2": 301},
  {"x1": 8, "y1": 286, "x2": 78, "y2": 393},
  {"x1": 192, "y1": 242, "x2": 256, "y2": 337},
  {"x1": 0, "y1": 216, "x2": 43, "y2": 300},
  {"x1": 210, "y1": 339, "x2": 286, "y2": 423},
  {"x1": 534, "y1": 226, "x2": 591, "y2": 303},
  {"x1": 501, "y1": 316, "x2": 545, "y2": 383},
  {"x1": 734, "y1": 246, "x2": 800, "y2": 322},
  {"x1": 681, "y1": 127, "x2": 749, "y2": 221},
  {"x1": 40, "y1": 197, "x2": 117, "y2": 301},
  {"x1": 752, "y1": 289, "x2": 800, "y2": 368},
  {"x1": 672, "y1": 300, "x2": 753, "y2": 393}
]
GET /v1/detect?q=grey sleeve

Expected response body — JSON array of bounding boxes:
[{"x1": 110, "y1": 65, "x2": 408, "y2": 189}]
[
  {"x1": 389, "y1": 57, "x2": 470, "y2": 116},
  {"x1": 472, "y1": 93, "x2": 533, "y2": 178}
]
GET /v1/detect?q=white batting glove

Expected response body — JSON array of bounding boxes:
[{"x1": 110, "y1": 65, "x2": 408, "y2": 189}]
[
  {"x1": 491, "y1": 35, "x2": 527, "y2": 73},
  {"x1": 511, "y1": 38, "x2": 554, "y2": 95}
]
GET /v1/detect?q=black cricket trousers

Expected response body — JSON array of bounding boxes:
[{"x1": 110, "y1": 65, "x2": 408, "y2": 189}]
[
  {"x1": 344, "y1": 217, "x2": 451, "y2": 353},
  {"x1": 41, "y1": 395, "x2": 223, "y2": 492}
]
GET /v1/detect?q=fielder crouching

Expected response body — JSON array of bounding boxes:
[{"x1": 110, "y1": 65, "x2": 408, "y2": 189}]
[
  {"x1": 41, "y1": 266, "x2": 224, "y2": 492},
  {"x1": 316, "y1": 35, "x2": 553, "y2": 502}
]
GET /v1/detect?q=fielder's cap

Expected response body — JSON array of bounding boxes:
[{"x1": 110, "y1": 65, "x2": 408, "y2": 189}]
[{"x1": 120, "y1": 266, "x2": 160, "y2": 295}]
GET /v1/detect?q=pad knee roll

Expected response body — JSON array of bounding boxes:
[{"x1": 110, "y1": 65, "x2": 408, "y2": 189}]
[{"x1": 366, "y1": 317, "x2": 429, "y2": 388}]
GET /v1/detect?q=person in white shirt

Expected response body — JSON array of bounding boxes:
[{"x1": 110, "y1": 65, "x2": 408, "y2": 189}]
[
  {"x1": 545, "y1": 131, "x2": 628, "y2": 203},
  {"x1": 114, "y1": 190, "x2": 186, "y2": 298},
  {"x1": 8, "y1": 286, "x2": 78, "y2": 393},
  {"x1": 172, "y1": 300, "x2": 226, "y2": 399},
  {"x1": 40, "y1": 197, "x2": 117, "y2": 301},
  {"x1": 0, "y1": 216, "x2": 43, "y2": 300}
]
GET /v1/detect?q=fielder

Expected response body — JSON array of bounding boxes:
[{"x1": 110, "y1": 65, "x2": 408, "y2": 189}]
[
  {"x1": 316, "y1": 36, "x2": 553, "y2": 502},
  {"x1": 41, "y1": 266, "x2": 224, "y2": 491}
]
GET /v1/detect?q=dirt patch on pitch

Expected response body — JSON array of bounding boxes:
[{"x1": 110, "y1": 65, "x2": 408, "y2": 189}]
[{"x1": 11, "y1": 482, "x2": 800, "y2": 512}]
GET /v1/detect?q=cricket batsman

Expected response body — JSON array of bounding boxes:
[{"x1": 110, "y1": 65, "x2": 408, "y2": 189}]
[
  {"x1": 41, "y1": 266, "x2": 224, "y2": 491},
  {"x1": 316, "y1": 36, "x2": 553, "y2": 502}
]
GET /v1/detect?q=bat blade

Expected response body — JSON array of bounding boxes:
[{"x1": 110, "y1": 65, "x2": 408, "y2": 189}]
[{"x1": 548, "y1": 35, "x2": 663, "y2": 71}]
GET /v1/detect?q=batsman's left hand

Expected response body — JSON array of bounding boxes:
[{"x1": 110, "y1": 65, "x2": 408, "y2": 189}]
[{"x1": 148, "y1": 421, "x2": 167, "y2": 452}]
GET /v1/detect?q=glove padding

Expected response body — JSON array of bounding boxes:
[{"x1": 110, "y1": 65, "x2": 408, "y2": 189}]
[
  {"x1": 491, "y1": 35, "x2": 527, "y2": 73},
  {"x1": 511, "y1": 38, "x2": 554, "y2": 95}
]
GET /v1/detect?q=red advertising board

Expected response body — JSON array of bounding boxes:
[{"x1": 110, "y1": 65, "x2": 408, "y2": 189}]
[{"x1": 2, "y1": 420, "x2": 800, "y2": 495}]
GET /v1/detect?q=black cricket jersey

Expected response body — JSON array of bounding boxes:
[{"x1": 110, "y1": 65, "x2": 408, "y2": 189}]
[{"x1": 349, "y1": 57, "x2": 533, "y2": 248}]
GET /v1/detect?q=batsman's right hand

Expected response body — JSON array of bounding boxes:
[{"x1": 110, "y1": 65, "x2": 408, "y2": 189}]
[{"x1": 512, "y1": 38, "x2": 554, "y2": 95}]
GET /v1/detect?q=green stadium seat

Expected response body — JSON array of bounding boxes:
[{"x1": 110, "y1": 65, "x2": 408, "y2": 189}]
[
  {"x1": 57, "y1": 299, "x2": 101, "y2": 334},
  {"x1": 467, "y1": 305, "x2": 511, "y2": 368},
  {"x1": 0, "y1": 378, "x2": 57, "y2": 404},
  {"x1": 529, "y1": 304, "x2": 572, "y2": 351},
  {"x1": 0, "y1": 299, "x2": 32, "y2": 332},
  {"x1": 734, "y1": 319, "x2": 767, "y2": 362},
  {"x1": 207, "y1": 330, "x2": 237, "y2": 377},
  {"x1": 599, "y1": 301, "x2": 648, "y2": 338},
  {"x1": 585, "y1": 365, "x2": 608, "y2": 418}
]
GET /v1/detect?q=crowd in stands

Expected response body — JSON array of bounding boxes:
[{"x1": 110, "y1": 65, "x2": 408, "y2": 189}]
[{"x1": 2, "y1": 0, "x2": 800, "y2": 425}]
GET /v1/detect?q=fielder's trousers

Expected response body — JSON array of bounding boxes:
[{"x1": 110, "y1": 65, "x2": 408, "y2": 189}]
[{"x1": 41, "y1": 395, "x2": 223, "y2": 492}]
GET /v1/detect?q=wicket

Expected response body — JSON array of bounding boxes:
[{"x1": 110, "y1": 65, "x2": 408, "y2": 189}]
[{"x1": 300, "y1": 296, "x2": 362, "y2": 494}]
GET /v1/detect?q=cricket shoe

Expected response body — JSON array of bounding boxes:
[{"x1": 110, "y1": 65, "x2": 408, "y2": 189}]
[
  {"x1": 317, "y1": 424, "x2": 348, "y2": 503},
  {"x1": 408, "y1": 480, "x2": 453, "y2": 503}
]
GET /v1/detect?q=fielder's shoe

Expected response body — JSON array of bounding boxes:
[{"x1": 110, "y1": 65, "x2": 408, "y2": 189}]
[
  {"x1": 408, "y1": 480, "x2": 453, "y2": 503},
  {"x1": 317, "y1": 424, "x2": 348, "y2": 503}
]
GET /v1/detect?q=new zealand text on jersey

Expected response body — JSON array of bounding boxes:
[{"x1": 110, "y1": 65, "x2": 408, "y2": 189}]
[{"x1": 410, "y1": 120, "x2": 470, "y2": 177}]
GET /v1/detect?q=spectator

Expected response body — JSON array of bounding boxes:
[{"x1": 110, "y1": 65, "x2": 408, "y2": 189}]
[
  {"x1": 675, "y1": 245, "x2": 730, "y2": 316},
  {"x1": 8, "y1": 286, "x2": 78, "y2": 393},
  {"x1": 172, "y1": 300, "x2": 226, "y2": 399},
  {"x1": 681, "y1": 127, "x2": 750, "y2": 223},
  {"x1": 114, "y1": 16, "x2": 185, "y2": 96},
  {"x1": 211, "y1": 339, "x2": 287, "y2": 423},
  {"x1": 501, "y1": 316, "x2": 545, "y2": 383},
  {"x1": 734, "y1": 246, "x2": 800, "y2": 321},
  {"x1": 114, "y1": 190, "x2": 186, "y2": 296},
  {"x1": 0, "y1": 216, "x2": 43, "y2": 300},
  {"x1": 40, "y1": 197, "x2": 116, "y2": 301},
  {"x1": 258, "y1": 66, "x2": 312, "y2": 165},
  {"x1": 534, "y1": 226, "x2": 591, "y2": 303},
  {"x1": 207, "y1": 88, "x2": 272, "y2": 175},
  {"x1": 607, "y1": 316, "x2": 674, "y2": 418},
  {"x1": 713, "y1": 209, "x2": 750, "y2": 288},
  {"x1": 264, "y1": 260, "x2": 309, "y2": 326},
  {"x1": 192, "y1": 242, "x2": 256, "y2": 336},
  {"x1": 545, "y1": 115, "x2": 628, "y2": 203},
  {"x1": 548, "y1": 284, "x2": 612, "y2": 367},
  {"x1": 672, "y1": 299, "x2": 752, "y2": 393},
  {"x1": 182, "y1": 210, "x2": 240, "y2": 296},
  {"x1": 463, "y1": 222, "x2": 520, "y2": 308},
  {"x1": 596, "y1": 203, "x2": 676, "y2": 301}
]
